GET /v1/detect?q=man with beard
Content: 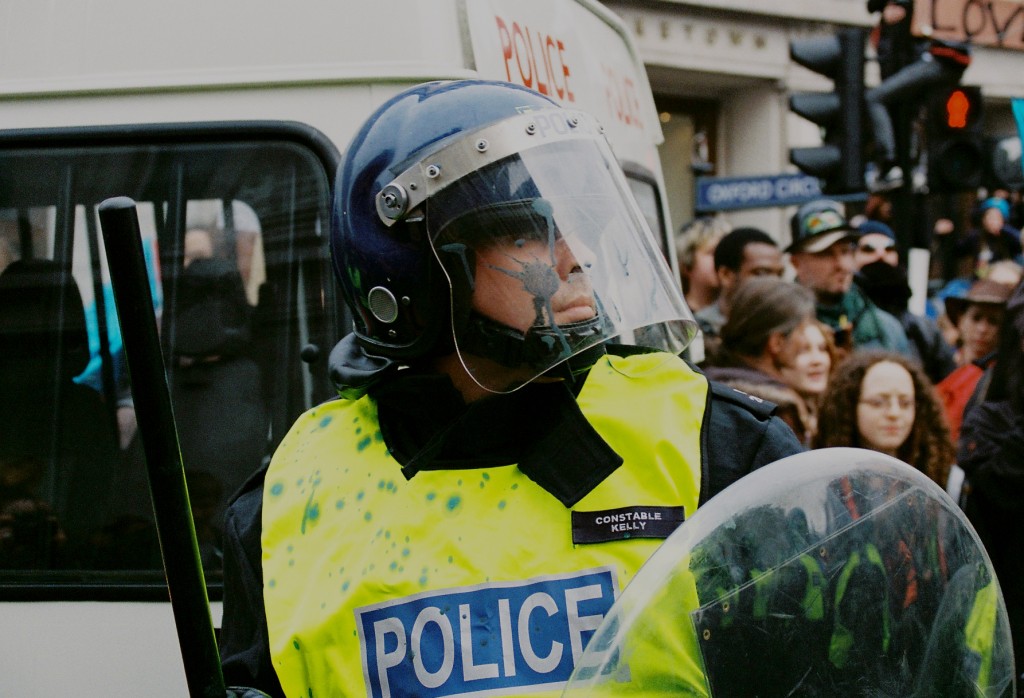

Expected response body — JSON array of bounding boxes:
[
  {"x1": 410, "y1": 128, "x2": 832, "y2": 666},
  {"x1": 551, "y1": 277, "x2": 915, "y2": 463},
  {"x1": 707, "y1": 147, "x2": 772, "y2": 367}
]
[{"x1": 788, "y1": 199, "x2": 909, "y2": 354}]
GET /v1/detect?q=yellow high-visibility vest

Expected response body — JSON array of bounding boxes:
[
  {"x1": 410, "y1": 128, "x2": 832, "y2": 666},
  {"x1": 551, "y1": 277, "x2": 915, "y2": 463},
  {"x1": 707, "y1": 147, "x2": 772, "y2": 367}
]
[{"x1": 263, "y1": 352, "x2": 709, "y2": 697}]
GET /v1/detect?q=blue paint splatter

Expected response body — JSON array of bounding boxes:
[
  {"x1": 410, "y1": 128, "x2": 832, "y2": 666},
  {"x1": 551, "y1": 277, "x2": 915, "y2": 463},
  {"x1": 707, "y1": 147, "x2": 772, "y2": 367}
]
[
  {"x1": 364, "y1": 511, "x2": 373, "y2": 522},
  {"x1": 270, "y1": 482, "x2": 284, "y2": 497},
  {"x1": 498, "y1": 500, "x2": 507, "y2": 510},
  {"x1": 318, "y1": 415, "x2": 332, "y2": 430},
  {"x1": 300, "y1": 486, "x2": 319, "y2": 534},
  {"x1": 426, "y1": 492, "x2": 436, "y2": 502},
  {"x1": 401, "y1": 547, "x2": 411, "y2": 558},
  {"x1": 447, "y1": 495, "x2": 462, "y2": 512},
  {"x1": 335, "y1": 499, "x2": 345, "y2": 509},
  {"x1": 356, "y1": 436, "x2": 372, "y2": 451}
]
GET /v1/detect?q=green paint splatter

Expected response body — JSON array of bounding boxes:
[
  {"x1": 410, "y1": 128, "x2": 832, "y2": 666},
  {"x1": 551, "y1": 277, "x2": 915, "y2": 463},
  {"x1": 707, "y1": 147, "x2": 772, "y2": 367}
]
[
  {"x1": 356, "y1": 436, "x2": 372, "y2": 451},
  {"x1": 374, "y1": 430, "x2": 384, "y2": 443},
  {"x1": 364, "y1": 511, "x2": 373, "y2": 522},
  {"x1": 448, "y1": 556, "x2": 454, "y2": 564},
  {"x1": 293, "y1": 639, "x2": 300, "y2": 650},
  {"x1": 335, "y1": 499, "x2": 345, "y2": 509},
  {"x1": 356, "y1": 490, "x2": 365, "y2": 501},
  {"x1": 482, "y1": 472, "x2": 491, "y2": 481}
]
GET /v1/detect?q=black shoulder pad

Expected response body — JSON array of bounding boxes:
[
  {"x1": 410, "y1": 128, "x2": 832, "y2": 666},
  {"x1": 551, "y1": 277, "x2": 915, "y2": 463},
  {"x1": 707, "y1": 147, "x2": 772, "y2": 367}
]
[{"x1": 708, "y1": 380, "x2": 777, "y2": 421}]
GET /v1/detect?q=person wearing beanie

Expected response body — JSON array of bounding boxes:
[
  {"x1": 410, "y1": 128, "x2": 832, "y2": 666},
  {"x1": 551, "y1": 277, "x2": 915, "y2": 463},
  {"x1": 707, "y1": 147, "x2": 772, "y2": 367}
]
[
  {"x1": 933, "y1": 195, "x2": 1023, "y2": 282},
  {"x1": 856, "y1": 259, "x2": 957, "y2": 383},
  {"x1": 851, "y1": 218, "x2": 956, "y2": 382},
  {"x1": 853, "y1": 220, "x2": 898, "y2": 269}
]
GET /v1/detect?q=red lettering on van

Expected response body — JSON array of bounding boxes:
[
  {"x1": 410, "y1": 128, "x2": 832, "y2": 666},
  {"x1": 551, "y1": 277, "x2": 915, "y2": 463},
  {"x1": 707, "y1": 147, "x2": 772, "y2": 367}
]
[
  {"x1": 493, "y1": 15, "x2": 575, "y2": 103},
  {"x1": 602, "y1": 64, "x2": 643, "y2": 129}
]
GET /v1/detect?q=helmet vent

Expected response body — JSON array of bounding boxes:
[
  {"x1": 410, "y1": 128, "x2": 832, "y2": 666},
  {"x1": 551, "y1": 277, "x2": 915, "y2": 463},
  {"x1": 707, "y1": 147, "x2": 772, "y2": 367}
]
[{"x1": 368, "y1": 286, "x2": 399, "y2": 324}]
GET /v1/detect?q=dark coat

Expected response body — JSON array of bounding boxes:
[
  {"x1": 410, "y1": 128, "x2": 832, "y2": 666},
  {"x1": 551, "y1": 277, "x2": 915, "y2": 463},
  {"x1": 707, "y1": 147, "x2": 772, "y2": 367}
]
[{"x1": 218, "y1": 353, "x2": 805, "y2": 694}]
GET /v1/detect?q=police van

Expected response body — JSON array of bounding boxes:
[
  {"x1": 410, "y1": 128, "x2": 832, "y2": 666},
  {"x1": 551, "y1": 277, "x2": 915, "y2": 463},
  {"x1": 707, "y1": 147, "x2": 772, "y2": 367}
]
[{"x1": 0, "y1": 0, "x2": 675, "y2": 693}]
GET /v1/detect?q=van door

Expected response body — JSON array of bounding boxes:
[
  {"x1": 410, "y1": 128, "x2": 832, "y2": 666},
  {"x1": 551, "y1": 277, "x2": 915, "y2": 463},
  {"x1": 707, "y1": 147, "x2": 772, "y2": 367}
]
[{"x1": 0, "y1": 122, "x2": 341, "y2": 695}]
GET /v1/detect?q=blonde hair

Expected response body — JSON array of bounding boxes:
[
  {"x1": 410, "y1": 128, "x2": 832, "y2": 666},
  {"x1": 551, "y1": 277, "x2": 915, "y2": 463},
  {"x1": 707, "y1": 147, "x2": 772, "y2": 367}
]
[{"x1": 675, "y1": 216, "x2": 731, "y2": 270}]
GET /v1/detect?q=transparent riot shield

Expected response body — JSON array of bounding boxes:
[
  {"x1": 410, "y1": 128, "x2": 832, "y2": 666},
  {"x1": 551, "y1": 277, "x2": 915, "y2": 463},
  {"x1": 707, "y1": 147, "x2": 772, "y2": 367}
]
[{"x1": 563, "y1": 448, "x2": 1015, "y2": 697}]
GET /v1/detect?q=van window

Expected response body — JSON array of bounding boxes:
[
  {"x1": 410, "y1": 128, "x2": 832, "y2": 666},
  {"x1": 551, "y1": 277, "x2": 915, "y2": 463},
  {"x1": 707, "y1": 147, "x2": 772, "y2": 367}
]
[
  {"x1": 0, "y1": 125, "x2": 341, "y2": 598},
  {"x1": 625, "y1": 171, "x2": 668, "y2": 258}
]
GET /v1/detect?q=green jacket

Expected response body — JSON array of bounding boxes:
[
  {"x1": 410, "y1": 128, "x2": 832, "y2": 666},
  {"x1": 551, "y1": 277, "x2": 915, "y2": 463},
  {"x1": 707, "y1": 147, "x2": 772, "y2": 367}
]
[{"x1": 817, "y1": 284, "x2": 910, "y2": 353}]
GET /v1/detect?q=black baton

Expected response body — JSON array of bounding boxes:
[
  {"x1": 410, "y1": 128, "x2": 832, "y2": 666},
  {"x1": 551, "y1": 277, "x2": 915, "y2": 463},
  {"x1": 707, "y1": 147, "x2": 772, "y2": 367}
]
[{"x1": 98, "y1": 197, "x2": 226, "y2": 698}]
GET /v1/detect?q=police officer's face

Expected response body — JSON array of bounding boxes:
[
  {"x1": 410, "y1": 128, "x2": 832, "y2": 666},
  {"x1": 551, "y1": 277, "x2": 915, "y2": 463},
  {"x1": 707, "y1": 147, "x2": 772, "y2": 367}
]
[
  {"x1": 472, "y1": 236, "x2": 596, "y2": 333},
  {"x1": 856, "y1": 361, "x2": 915, "y2": 457},
  {"x1": 791, "y1": 240, "x2": 855, "y2": 299}
]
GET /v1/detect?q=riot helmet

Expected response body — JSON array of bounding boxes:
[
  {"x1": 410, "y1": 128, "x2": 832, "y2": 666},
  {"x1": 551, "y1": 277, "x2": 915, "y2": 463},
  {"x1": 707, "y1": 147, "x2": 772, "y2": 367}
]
[{"x1": 332, "y1": 79, "x2": 695, "y2": 394}]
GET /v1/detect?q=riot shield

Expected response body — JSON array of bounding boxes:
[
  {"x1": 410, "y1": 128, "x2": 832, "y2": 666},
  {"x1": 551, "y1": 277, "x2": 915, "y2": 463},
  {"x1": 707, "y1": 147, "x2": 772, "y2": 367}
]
[{"x1": 563, "y1": 448, "x2": 1015, "y2": 697}]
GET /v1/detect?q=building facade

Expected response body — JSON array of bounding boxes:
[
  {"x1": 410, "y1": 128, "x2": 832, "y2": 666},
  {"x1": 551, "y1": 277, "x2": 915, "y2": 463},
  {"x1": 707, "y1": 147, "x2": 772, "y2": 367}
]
[{"x1": 605, "y1": 0, "x2": 1024, "y2": 245}]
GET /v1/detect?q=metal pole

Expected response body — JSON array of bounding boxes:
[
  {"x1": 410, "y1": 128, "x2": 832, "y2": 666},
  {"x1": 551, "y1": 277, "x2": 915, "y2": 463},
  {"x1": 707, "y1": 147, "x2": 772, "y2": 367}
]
[{"x1": 97, "y1": 196, "x2": 226, "y2": 698}]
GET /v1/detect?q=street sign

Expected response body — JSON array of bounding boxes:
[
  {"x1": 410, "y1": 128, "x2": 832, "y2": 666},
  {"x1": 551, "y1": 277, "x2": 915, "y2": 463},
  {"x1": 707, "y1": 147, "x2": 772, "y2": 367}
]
[{"x1": 695, "y1": 173, "x2": 823, "y2": 212}]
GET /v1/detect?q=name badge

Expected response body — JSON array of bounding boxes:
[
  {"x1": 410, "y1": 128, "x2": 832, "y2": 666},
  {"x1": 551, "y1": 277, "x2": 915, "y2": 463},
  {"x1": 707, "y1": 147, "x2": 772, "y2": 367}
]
[{"x1": 571, "y1": 505, "x2": 685, "y2": 544}]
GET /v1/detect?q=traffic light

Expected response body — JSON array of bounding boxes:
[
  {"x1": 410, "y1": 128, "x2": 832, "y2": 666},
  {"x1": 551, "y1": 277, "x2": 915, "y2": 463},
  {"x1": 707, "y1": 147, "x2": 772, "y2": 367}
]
[
  {"x1": 926, "y1": 85, "x2": 984, "y2": 192},
  {"x1": 789, "y1": 28, "x2": 866, "y2": 194}
]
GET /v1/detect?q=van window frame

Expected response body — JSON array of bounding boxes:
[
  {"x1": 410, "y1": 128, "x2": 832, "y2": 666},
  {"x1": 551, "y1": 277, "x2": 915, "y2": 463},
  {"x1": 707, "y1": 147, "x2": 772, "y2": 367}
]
[{"x1": 0, "y1": 121, "x2": 342, "y2": 602}]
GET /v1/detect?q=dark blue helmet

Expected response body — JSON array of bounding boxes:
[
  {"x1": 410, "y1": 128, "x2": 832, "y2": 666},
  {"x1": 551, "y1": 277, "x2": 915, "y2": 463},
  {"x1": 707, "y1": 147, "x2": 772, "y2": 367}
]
[
  {"x1": 331, "y1": 79, "x2": 696, "y2": 395},
  {"x1": 332, "y1": 80, "x2": 559, "y2": 361}
]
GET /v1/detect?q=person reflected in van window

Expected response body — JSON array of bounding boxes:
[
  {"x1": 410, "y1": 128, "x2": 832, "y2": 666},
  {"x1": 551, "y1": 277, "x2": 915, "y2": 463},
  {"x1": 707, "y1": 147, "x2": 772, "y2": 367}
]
[{"x1": 184, "y1": 227, "x2": 216, "y2": 267}]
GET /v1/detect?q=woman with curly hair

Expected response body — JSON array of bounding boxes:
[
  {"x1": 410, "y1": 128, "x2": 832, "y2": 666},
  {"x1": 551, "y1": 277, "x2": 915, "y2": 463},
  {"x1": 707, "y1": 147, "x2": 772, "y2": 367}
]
[{"x1": 814, "y1": 350, "x2": 954, "y2": 487}]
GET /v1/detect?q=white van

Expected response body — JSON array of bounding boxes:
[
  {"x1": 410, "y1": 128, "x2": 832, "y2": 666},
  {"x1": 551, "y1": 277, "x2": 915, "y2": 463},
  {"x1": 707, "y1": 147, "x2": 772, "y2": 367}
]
[{"x1": 0, "y1": 1, "x2": 672, "y2": 693}]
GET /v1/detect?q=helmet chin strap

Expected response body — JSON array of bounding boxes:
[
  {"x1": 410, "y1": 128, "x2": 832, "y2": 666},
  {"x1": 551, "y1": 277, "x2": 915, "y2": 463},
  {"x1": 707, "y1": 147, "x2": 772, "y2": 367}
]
[{"x1": 457, "y1": 309, "x2": 609, "y2": 372}]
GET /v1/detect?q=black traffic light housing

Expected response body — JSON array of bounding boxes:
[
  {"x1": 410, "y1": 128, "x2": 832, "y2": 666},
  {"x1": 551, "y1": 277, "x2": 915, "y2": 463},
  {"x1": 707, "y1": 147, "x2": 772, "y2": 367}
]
[
  {"x1": 926, "y1": 85, "x2": 984, "y2": 192},
  {"x1": 789, "y1": 28, "x2": 866, "y2": 195}
]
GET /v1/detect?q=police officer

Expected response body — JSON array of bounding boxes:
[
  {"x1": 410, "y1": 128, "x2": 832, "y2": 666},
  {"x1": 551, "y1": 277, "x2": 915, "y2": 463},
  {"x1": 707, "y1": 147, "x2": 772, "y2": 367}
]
[{"x1": 218, "y1": 79, "x2": 804, "y2": 697}]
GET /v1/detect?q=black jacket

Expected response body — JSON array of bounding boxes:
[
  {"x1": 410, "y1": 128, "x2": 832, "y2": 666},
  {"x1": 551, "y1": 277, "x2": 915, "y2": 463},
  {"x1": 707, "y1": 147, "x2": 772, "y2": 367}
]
[{"x1": 218, "y1": 353, "x2": 804, "y2": 694}]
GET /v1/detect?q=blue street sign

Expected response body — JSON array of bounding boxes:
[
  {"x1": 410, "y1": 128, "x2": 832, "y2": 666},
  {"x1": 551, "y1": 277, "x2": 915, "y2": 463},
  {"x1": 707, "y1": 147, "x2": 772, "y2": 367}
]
[{"x1": 696, "y1": 173, "x2": 823, "y2": 212}]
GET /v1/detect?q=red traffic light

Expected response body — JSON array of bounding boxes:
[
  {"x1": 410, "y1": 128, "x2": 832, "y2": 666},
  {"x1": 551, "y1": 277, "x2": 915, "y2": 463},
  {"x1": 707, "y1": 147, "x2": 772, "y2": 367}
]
[{"x1": 946, "y1": 89, "x2": 972, "y2": 129}]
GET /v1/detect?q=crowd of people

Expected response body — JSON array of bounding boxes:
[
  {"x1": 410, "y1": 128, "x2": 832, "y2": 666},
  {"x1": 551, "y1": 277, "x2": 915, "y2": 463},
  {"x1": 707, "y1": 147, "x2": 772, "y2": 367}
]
[
  {"x1": 214, "y1": 80, "x2": 1019, "y2": 695},
  {"x1": 678, "y1": 192, "x2": 1024, "y2": 681}
]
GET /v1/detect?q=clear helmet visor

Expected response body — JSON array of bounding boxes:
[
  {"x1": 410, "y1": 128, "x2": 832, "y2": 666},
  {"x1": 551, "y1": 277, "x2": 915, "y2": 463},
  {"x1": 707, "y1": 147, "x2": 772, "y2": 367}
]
[
  {"x1": 561, "y1": 448, "x2": 1016, "y2": 697},
  {"x1": 380, "y1": 109, "x2": 695, "y2": 393}
]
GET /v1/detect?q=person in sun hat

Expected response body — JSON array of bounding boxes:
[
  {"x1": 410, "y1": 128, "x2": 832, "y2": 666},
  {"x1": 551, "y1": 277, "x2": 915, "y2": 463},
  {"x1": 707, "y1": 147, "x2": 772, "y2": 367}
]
[
  {"x1": 936, "y1": 276, "x2": 1017, "y2": 445},
  {"x1": 787, "y1": 199, "x2": 910, "y2": 355}
]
